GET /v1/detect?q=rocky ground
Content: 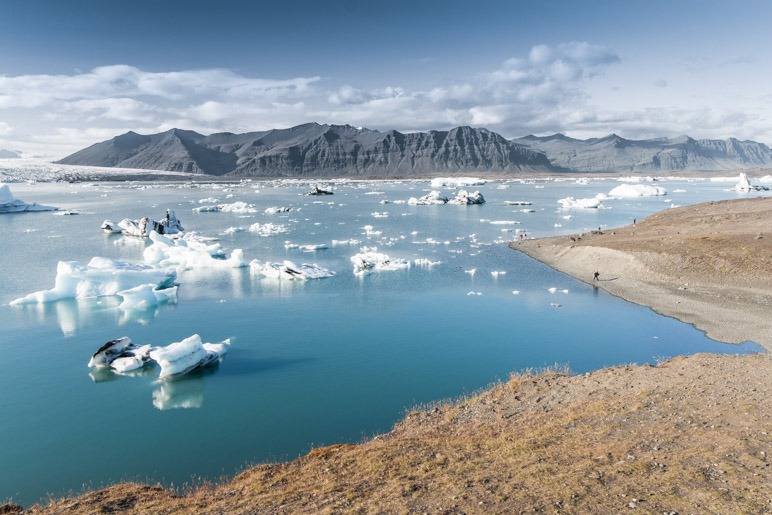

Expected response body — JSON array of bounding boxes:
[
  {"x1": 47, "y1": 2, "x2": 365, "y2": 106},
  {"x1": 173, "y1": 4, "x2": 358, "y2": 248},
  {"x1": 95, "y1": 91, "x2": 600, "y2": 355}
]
[{"x1": 6, "y1": 198, "x2": 771, "y2": 514}]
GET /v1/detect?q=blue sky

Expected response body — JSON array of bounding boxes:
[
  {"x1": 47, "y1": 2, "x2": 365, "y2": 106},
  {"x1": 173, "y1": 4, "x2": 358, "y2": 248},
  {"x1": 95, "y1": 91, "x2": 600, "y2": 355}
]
[{"x1": 1, "y1": 0, "x2": 771, "y2": 157}]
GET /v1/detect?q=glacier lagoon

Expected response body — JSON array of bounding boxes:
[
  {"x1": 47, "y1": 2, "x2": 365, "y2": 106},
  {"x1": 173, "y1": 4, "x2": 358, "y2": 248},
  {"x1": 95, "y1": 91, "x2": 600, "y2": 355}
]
[{"x1": 0, "y1": 176, "x2": 767, "y2": 506}]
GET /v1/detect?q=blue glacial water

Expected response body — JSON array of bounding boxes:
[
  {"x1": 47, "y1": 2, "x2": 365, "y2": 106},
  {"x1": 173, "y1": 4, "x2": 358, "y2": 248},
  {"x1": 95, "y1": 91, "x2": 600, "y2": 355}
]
[{"x1": 0, "y1": 177, "x2": 767, "y2": 505}]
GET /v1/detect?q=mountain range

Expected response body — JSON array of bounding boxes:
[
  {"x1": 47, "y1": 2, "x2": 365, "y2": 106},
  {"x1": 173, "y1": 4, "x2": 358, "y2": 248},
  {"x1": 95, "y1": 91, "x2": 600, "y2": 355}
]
[
  {"x1": 56, "y1": 124, "x2": 772, "y2": 177},
  {"x1": 0, "y1": 149, "x2": 21, "y2": 159}
]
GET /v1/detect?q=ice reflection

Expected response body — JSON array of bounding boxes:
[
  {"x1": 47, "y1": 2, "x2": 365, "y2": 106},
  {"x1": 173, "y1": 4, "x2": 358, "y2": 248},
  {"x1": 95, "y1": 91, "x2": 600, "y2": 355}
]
[{"x1": 152, "y1": 375, "x2": 213, "y2": 410}]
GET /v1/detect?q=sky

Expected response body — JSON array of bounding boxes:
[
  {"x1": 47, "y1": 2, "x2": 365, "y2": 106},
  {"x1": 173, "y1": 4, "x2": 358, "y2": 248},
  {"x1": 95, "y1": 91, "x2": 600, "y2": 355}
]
[{"x1": 1, "y1": 0, "x2": 772, "y2": 157}]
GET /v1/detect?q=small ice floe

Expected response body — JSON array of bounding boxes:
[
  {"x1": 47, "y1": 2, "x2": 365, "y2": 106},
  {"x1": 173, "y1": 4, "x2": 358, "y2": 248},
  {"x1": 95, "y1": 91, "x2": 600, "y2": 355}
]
[
  {"x1": 53, "y1": 209, "x2": 79, "y2": 216},
  {"x1": 284, "y1": 242, "x2": 328, "y2": 252},
  {"x1": 503, "y1": 200, "x2": 532, "y2": 206},
  {"x1": 265, "y1": 206, "x2": 292, "y2": 214},
  {"x1": 10, "y1": 257, "x2": 177, "y2": 305},
  {"x1": 448, "y1": 190, "x2": 485, "y2": 205},
  {"x1": 550, "y1": 302, "x2": 562, "y2": 308},
  {"x1": 431, "y1": 177, "x2": 485, "y2": 188},
  {"x1": 305, "y1": 186, "x2": 334, "y2": 196},
  {"x1": 371, "y1": 211, "x2": 389, "y2": 218},
  {"x1": 467, "y1": 291, "x2": 482, "y2": 296},
  {"x1": 554, "y1": 223, "x2": 562, "y2": 228},
  {"x1": 87, "y1": 337, "x2": 155, "y2": 373},
  {"x1": 490, "y1": 220, "x2": 520, "y2": 225},
  {"x1": 465, "y1": 268, "x2": 477, "y2": 276},
  {"x1": 672, "y1": 189, "x2": 687, "y2": 193},
  {"x1": 143, "y1": 231, "x2": 247, "y2": 269},
  {"x1": 414, "y1": 258, "x2": 442, "y2": 267},
  {"x1": 101, "y1": 220, "x2": 122, "y2": 233},
  {"x1": 408, "y1": 190, "x2": 449, "y2": 205},
  {"x1": 548, "y1": 287, "x2": 558, "y2": 293},
  {"x1": 249, "y1": 222, "x2": 288, "y2": 236},
  {"x1": 250, "y1": 259, "x2": 335, "y2": 280},
  {"x1": 117, "y1": 283, "x2": 178, "y2": 310},
  {"x1": 562, "y1": 215, "x2": 573, "y2": 220},
  {"x1": 332, "y1": 238, "x2": 361, "y2": 246},
  {"x1": 491, "y1": 271, "x2": 507, "y2": 277},
  {"x1": 363, "y1": 225, "x2": 382, "y2": 236},
  {"x1": 364, "y1": 191, "x2": 385, "y2": 196},
  {"x1": 608, "y1": 184, "x2": 667, "y2": 197},
  {"x1": 520, "y1": 208, "x2": 536, "y2": 213},
  {"x1": 0, "y1": 183, "x2": 58, "y2": 213},
  {"x1": 149, "y1": 334, "x2": 229, "y2": 380},
  {"x1": 558, "y1": 197, "x2": 602, "y2": 209},
  {"x1": 223, "y1": 226, "x2": 245, "y2": 235},
  {"x1": 199, "y1": 197, "x2": 220, "y2": 204},
  {"x1": 193, "y1": 201, "x2": 257, "y2": 213},
  {"x1": 117, "y1": 210, "x2": 185, "y2": 237},
  {"x1": 511, "y1": 290, "x2": 520, "y2": 295},
  {"x1": 350, "y1": 250, "x2": 410, "y2": 275}
]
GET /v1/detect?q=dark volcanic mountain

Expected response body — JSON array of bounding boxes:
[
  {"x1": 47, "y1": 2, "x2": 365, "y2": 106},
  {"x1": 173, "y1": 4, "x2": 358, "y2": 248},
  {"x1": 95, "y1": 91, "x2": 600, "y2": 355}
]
[
  {"x1": 513, "y1": 133, "x2": 772, "y2": 172},
  {"x1": 57, "y1": 124, "x2": 556, "y2": 177}
]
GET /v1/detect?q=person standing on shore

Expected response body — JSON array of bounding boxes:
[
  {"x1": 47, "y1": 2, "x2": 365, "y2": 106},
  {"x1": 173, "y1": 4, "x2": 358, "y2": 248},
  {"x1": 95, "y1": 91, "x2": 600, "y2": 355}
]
[{"x1": 593, "y1": 271, "x2": 600, "y2": 282}]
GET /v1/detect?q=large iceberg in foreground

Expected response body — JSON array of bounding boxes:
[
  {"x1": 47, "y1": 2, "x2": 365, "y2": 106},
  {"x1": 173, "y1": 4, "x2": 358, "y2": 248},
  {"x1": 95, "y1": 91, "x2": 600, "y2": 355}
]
[
  {"x1": 149, "y1": 334, "x2": 229, "y2": 379},
  {"x1": 250, "y1": 259, "x2": 335, "y2": 280},
  {"x1": 116, "y1": 210, "x2": 184, "y2": 237},
  {"x1": 448, "y1": 189, "x2": 486, "y2": 205},
  {"x1": 608, "y1": 184, "x2": 667, "y2": 197},
  {"x1": 10, "y1": 257, "x2": 177, "y2": 305},
  {"x1": 0, "y1": 183, "x2": 57, "y2": 213},
  {"x1": 143, "y1": 231, "x2": 247, "y2": 269}
]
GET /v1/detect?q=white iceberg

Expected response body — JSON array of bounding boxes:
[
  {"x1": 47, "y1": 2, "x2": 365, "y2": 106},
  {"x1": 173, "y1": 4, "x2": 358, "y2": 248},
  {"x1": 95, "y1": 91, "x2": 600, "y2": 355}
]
[
  {"x1": 101, "y1": 220, "x2": 122, "y2": 233},
  {"x1": 430, "y1": 177, "x2": 486, "y2": 188},
  {"x1": 116, "y1": 210, "x2": 184, "y2": 237},
  {"x1": 350, "y1": 250, "x2": 410, "y2": 275},
  {"x1": 249, "y1": 222, "x2": 288, "y2": 236},
  {"x1": 265, "y1": 206, "x2": 292, "y2": 214},
  {"x1": 87, "y1": 336, "x2": 154, "y2": 373},
  {"x1": 732, "y1": 172, "x2": 768, "y2": 191},
  {"x1": 250, "y1": 259, "x2": 336, "y2": 280},
  {"x1": 448, "y1": 190, "x2": 486, "y2": 205},
  {"x1": 0, "y1": 183, "x2": 57, "y2": 213},
  {"x1": 10, "y1": 257, "x2": 177, "y2": 305},
  {"x1": 143, "y1": 231, "x2": 247, "y2": 269},
  {"x1": 608, "y1": 184, "x2": 667, "y2": 198},
  {"x1": 117, "y1": 283, "x2": 178, "y2": 310},
  {"x1": 193, "y1": 201, "x2": 257, "y2": 213},
  {"x1": 149, "y1": 334, "x2": 229, "y2": 379},
  {"x1": 408, "y1": 190, "x2": 448, "y2": 205},
  {"x1": 558, "y1": 197, "x2": 603, "y2": 209}
]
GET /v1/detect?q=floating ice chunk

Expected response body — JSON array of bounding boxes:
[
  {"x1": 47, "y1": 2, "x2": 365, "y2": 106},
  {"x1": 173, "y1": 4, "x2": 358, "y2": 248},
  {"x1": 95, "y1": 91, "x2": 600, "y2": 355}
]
[
  {"x1": 608, "y1": 184, "x2": 667, "y2": 197},
  {"x1": 465, "y1": 268, "x2": 476, "y2": 276},
  {"x1": 560, "y1": 289, "x2": 569, "y2": 294},
  {"x1": 408, "y1": 190, "x2": 448, "y2": 205},
  {"x1": 0, "y1": 183, "x2": 57, "y2": 213},
  {"x1": 10, "y1": 257, "x2": 177, "y2": 305},
  {"x1": 111, "y1": 345, "x2": 154, "y2": 373},
  {"x1": 490, "y1": 220, "x2": 520, "y2": 225},
  {"x1": 265, "y1": 206, "x2": 292, "y2": 214},
  {"x1": 732, "y1": 172, "x2": 768, "y2": 191},
  {"x1": 371, "y1": 211, "x2": 389, "y2": 218},
  {"x1": 149, "y1": 334, "x2": 229, "y2": 379},
  {"x1": 503, "y1": 200, "x2": 532, "y2": 206},
  {"x1": 548, "y1": 287, "x2": 558, "y2": 293},
  {"x1": 491, "y1": 271, "x2": 507, "y2": 277},
  {"x1": 467, "y1": 291, "x2": 482, "y2": 296},
  {"x1": 223, "y1": 226, "x2": 245, "y2": 234},
  {"x1": 305, "y1": 186, "x2": 333, "y2": 195},
  {"x1": 448, "y1": 190, "x2": 486, "y2": 205},
  {"x1": 284, "y1": 242, "x2": 328, "y2": 252},
  {"x1": 198, "y1": 197, "x2": 220, "y2": 203},
  {"x1": 414, "y1": 258, "x2": 442, "y2": 267},
  {"x1": 550, "y1": 302, "x2": 562, "y2": 307},
  {"x1": 332, "y1": 239, "x2": 361, "y2": 246},
  {"x1": 672, "y1": 189, "x2": 687, "y2": 193},
  {"x1": 250, "y1": 259, "x2": 335, "y2": 280},
  {"x1": 249, "y1": 222, "x2": 288, "y2": 236},
  {"x1": 431, "y1": 177, "x2": 485, "y2": 188},
  {"x1": 193, "y1": 201, "x2": 257, "y2": 213},
  {"x1": 350, "y1": 250, "x2": 410, "y2": 275},
  {"x1": 117, "y1": 210, "x2": 184, "y2": 237},
  {"x1": 554, "y1": 223, "x2": 562, "y2": 228},
  {"x1": 101, "y1": 220, "x2": 121, "y2": 233},
  {"x1": 143, "y1": 231, "x2": 246, "y2": 269},
  {"x1": 558, "y1": 197, "x2": 602, "y2": 209},
  {"x1": 117, "y1": 283, "x2": 178, "y2": 310},
  {"x1": 511, "y1": 290, "x2": 520, "y2": 295},
  {"x1": 88, "y1": 336, "x2": 134, "y2": 367}
]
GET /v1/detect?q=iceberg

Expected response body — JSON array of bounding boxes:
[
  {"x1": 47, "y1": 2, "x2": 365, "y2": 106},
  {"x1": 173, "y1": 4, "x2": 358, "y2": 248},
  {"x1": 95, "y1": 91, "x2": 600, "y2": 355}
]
[
  {"x1": 351, "y1": 250, "x2": 410, "y2": 274},
  {"x1": 10, "y1": 257, "x2": 177, "y2": 305},
  {"x1": 558, "y1": 197, "x2": 603, "y2": 209},
  {"x1": 305, "y1": 186, "x2": 334, "y2": 195},
  {"x1": 87, "y1": 336, "x2": 154, "y2": 373},
  {"x1": 117, "y1": 283, "x2": 178, "y2": 310},
  {"x1": 193, "y1": 201, "x2": 257, "y2": 213},
  {"x1": 0, "y1": 183, "x2": 57, "y2": 213},
  {"x1": 608, "y1": 184, "x2": 667, "y2": 198},
  {"x1": 448, "y1": 190, "x2": 486, "y2": 205},
  {"x1": 249, "y1": 222, "x2": 288, "y2": 236},
  {"x1": 430, "y1": 177, "x2": 486, "y2": 188},
  {"x1": 408, "y1": 190, "x2": 448, "y2": 205},
  {"x1": 732, "y1": 172, "x2": 768, "y2": 191},
  {"x1": 116, "y1": 210, "x2": 184, "y2": 237},
  {"x1": 265, "y1": 206, "x2": 292, "y2": 214},
  {"x1": 250, "y1": 259, "x2": 336, "y2": 280},
  {"x1": 149, "y1": 334, "x2": 229, "y2": 379},
  {"x1": 101, "y1": 220, "x2": 122, "y2": 233},
  {"x1": 143, "y1": 231, "x2": 247, "y2": 269}
]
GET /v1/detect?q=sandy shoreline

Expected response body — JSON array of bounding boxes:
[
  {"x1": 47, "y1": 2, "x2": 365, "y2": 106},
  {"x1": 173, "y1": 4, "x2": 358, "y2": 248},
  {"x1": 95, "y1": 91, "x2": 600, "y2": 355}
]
[{"x1": 512, "y1": 197, "x2": 772, "y2": 352}]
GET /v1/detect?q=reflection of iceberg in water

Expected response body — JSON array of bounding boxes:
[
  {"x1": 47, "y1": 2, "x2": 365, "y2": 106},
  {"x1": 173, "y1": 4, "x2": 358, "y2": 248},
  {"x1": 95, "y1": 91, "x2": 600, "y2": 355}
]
[
  {"x1": 89, "y1": 363, "x2": 156, "y2": 383},
  {"x1": 152, "y1": 376, "x2": 206, "y2": 410}
]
